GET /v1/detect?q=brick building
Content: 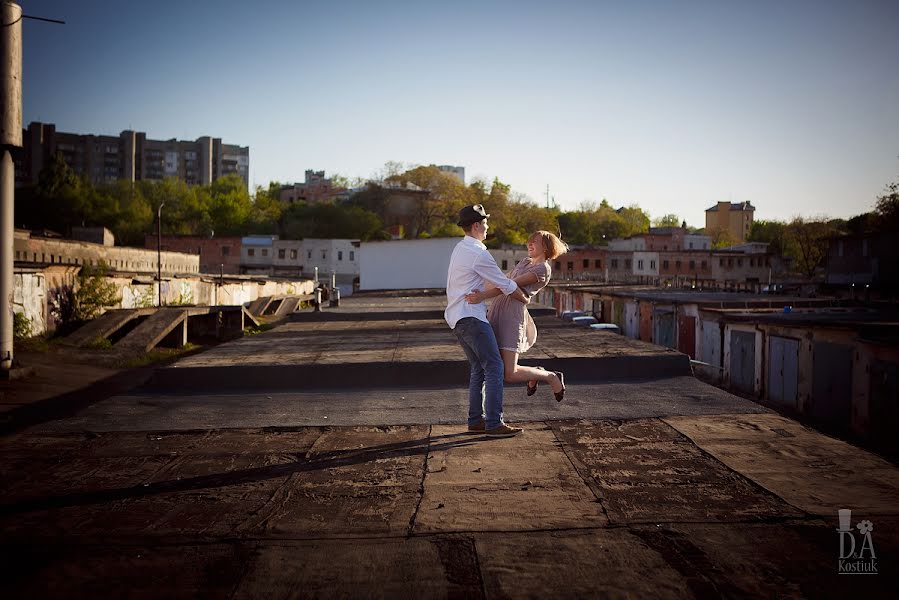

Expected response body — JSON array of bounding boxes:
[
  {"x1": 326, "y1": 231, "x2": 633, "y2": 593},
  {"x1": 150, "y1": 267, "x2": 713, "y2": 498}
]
[
  {"x1": 145, "y1": 235, "x2": 242, "y2": 274},
  {"x1": 705, "y1": 201, "x2": 755, "y2": 243},
  {"x1": 279, "y1": 170, "x2": 345, "y2": 205}
]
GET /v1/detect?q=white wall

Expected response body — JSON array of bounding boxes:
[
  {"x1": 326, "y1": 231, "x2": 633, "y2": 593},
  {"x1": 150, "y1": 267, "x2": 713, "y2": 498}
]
[{"x1": 360, "y1": 238, "x2": 461, "y2": 290}]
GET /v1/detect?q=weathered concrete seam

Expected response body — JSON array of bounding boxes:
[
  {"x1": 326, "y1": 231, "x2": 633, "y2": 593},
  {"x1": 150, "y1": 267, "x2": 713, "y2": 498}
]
[
  {"x1": 546, "y1": 420, "x2": 613, "y2": 525},
  {"x1": 660, "y1": 417, "x2": 812, "y2": 518},
  {"x1": 406, "y1": 424, "x2": 432, "y2": 537}
]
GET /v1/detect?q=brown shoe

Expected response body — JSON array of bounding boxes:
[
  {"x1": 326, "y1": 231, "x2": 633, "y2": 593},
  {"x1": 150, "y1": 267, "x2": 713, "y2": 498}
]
[
  {"x1": 486, "y1": 423, "x2": 523, "y2": 438},
  {"x1": 467, "y1": 421, "x2": 486, "y2": 434}
]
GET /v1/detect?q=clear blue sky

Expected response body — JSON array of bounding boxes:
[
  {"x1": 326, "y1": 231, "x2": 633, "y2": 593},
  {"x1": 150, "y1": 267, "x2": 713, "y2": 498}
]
[{"x1": 19, "y1": 0, "x2": 899, "y2": 228}]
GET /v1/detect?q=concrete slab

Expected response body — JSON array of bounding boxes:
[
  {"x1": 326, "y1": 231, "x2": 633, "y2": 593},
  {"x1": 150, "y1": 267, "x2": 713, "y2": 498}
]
[
  {"x1": 664, "y1": 413, "x2": 899, "y2": 516},
  {"x1": 116, "y1": 308, "x2": 187, "y2": 354},
  {"x1": 638, "y1": 520, "x2": 899, "y2": 598},
  {"x1": 62, "y1": 308, "x2": 154, "y2": 347},
  {"x1": 33, "y1": 377, "x2": 768, "y2": 433},
  {"x1": 475, "y1": 529, "x2": 692, "y2": 599},
  {"x1": 550, "y1": 419, "x2": 802, "y2": 524},
  {"x1": 232, "y1": 538, "x2": 475, "y2": 599},
  {"x1": 4, "y1": 543, "x2": 247, "y2": 600},
  {"x1": 147, "y1": 312, "x2": 692, "y2": 391},
  {"x1": 414, "y1": 424, "x2": 608, "y2": 533}
]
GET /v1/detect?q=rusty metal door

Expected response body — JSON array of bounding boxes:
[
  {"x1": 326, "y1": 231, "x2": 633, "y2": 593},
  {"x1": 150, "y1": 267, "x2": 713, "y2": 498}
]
[
  {"x1": 625, "y1": 302, "x2": 639, "y2": 338},
  {"x1": 677, "y1": 315, "x2": 696, "y2": 358},
  {"x1": 811, "y1": 342, "x2": 852, "y2": 425},
  {"x1": 701, "y1": 320, "x2": 721, "y2": 369},
  {"x1": 768, "y1": 336, "x2": 799, "y2": 409},
  {"x1": 729, "y1": 330, "x2": 756, "y2": 394},
  {"x1": 655, "y1": 310, "x2": 676, "y2": 349}
]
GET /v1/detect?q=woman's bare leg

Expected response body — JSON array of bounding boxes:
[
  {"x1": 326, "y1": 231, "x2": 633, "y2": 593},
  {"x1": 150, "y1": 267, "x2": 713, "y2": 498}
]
[{"x1": 501, "y1": 350, "x2": 562, "y2": 393}]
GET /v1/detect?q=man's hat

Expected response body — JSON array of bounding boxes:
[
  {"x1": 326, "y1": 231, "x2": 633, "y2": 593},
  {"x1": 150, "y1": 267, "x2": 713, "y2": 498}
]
[{"x1": 457, "y1": 204, "x2": 490, "y2": 227}]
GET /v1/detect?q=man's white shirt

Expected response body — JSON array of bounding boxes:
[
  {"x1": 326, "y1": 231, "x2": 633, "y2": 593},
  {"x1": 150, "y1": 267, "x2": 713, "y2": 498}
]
[{"x1": 445, "y1": 235, "x2": 518, "y2": 329}]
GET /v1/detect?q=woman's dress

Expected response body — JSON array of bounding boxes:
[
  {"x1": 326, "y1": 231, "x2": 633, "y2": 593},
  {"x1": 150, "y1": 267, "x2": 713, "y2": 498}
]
[{"x1": 487, "y1": 258, "x2": 551, "y2": 353}]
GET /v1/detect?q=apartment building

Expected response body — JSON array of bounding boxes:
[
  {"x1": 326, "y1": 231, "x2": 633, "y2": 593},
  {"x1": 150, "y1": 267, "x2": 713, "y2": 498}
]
[
  {"x1": 16, "y1": 122, "x2": 249, "y2": 188},
  {"x1": 705, "y1": 201, "x2": 755, "y2": 243}
]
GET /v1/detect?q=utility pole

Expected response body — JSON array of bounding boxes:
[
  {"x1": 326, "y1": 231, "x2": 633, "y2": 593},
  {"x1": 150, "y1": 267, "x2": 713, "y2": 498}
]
[
  {"x1": 545, "y1": 184, "x2": 550, "y2": 209},
  {"x1": 157, "y1": 202, "x2": 165, "y2": 307},
  {"x1": 1, "y1": 1, "x2": 22, "y2": 376}
]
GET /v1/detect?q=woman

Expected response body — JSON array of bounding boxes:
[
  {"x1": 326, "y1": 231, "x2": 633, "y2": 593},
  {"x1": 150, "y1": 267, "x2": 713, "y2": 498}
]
[{"x1": 465, "y1": 230, "x2": 568, "y2": 401}]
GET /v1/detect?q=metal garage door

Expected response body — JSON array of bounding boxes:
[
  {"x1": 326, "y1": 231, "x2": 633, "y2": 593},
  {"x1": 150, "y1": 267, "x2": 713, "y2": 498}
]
[
  {"x1": 768, "y1": 336, "x2": 799, "y2": 409},
  {"x1": 701, "y1": 320, "x2": 721, "y2": 369},
  {"x1": 870, "y1": 360, "x2": 899, "y2": 455},
  {"x1": 811, "y1": 342, "x2": 853, "y2": 426},
  {"x1": 729, "y1": 330, "x2": 756, "y2": 394},
  {"x1": 655, "y1": 310, "x2": 676, "y2": 349}
]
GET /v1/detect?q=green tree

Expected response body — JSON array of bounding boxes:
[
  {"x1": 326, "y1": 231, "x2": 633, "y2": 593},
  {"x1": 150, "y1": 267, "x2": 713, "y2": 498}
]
[
  {"x1": 709, "y1": 227, "x2": 739, "y2": 249},
  {"x1": 785, "y1": 217, "x2": 838, "y2": 277},
  {"x1": 74, "y1": 262, "x2": 120, "y2": 321},
  {"x1": 653, "y1": 213, "x2": 681, "y2": 227}
]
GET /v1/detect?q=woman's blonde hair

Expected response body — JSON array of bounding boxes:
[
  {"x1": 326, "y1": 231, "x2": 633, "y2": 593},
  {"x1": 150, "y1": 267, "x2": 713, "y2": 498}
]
[{"x1": 531, "y1": 230, "x2": 568, "y2": 260}]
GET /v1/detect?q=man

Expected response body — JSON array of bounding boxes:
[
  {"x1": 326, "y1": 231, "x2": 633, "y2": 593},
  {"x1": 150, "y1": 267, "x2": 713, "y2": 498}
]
[{"x1": 445, "y1": 204, "x2": 530, "y2": 437}]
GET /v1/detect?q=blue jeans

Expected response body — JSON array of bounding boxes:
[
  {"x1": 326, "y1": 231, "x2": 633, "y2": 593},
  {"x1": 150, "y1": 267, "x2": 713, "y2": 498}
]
[{"x1": 453, "y1": 317, "x2": 504, "y2": 429}]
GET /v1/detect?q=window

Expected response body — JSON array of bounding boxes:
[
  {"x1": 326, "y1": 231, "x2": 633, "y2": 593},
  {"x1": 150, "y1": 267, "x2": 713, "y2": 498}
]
[
  {"x1": 555, "y1": 261, "x2": 561, "y2": 270},
  {"x1": 689, "y1": 260, "x2": 695, "y2": 269},
  {"x1": 567, "y1": 261, "x2": 574, "y2": 270},
  {"x1": 701, "y1": 260, "x2": 707, "y2": 269},
  {"x1": 290, "y1": 249, "x2": 298, "y2": 259},
  {"x1": 502, "y1": 260, "x2": 508, "y2": 270},
  {"x1": 594, "y1": 259, "x2": 601, "y2": 268},
  {"x1": 728, "y1": 258, "x2": 733, "y2": 267},
  {"x1": 321, "y1": 251, "x2": 327, "y2": 260},
  {"x1": 650, "y1": 260, "x2": 656, "y2": 269},
  {"x1": 637, "y1": 259, "x2": 644, "y2": 269},
  {"x1": 278, "y1": 249, "x2": 286, "y2": 259},
  {"x1": 248, "y1": 248, "x2": 255, "y2": 257},
  {"x1": 625, "y1": 259, "x2": 632, "y2": 269},
  {"x1": 675, "y1": 260, "x2": 681, "y2": 269},
  {"x1": 611, "y1": 259, "x2": 618, "y2": 268},
  {"x1": 307, "y1": 250, "x2": 312, "y2": 260},
  {"x1": 719, "y1": 258, "x2": 724, "y2": 266},
  {"x1": 583, "y1": 259, "x2": 589, "y2": 268},
  {"x1": 350, "y1": 251, "x2": 355, "y2": 261},
  {"x1": 749, "y1": 258, "x2": 754, "y2": 267},
  {"x1": 737, "y1": 258, "x2": 742, "y2": 267},
  {"x1": 338, "y1": 251, "x2": 343, "y2": 261},
  {"x1": 688, "y1": 242, "x2": 693, "y2": 249},
  {"x1": 663, "y1": 260, "x2": 669, "y2": 269},
  {"x1": 261, "y1": 249, "x2": 268, "y2": 257}
]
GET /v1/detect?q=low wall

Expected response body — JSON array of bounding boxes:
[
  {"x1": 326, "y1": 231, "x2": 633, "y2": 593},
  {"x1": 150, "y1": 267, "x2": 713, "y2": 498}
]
[{"x1": 13, "y1": 267, "x2": 314, "y2": 336}]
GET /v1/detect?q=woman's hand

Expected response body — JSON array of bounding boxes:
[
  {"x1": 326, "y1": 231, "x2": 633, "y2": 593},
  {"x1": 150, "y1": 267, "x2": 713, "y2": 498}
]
[{"x1": 465, "y1": 289, "x2": 484, "y2": 304}]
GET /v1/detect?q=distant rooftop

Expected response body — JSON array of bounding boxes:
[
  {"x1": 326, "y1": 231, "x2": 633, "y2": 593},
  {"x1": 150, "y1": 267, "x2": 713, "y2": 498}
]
[{"x1": 706, "y1": 201, "x2": 755, "y2": 212}]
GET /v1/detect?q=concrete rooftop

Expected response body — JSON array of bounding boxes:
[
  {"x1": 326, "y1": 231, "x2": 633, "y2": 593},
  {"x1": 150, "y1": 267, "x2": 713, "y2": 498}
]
[{"x1": 1, "y1": 294, "x2": 897, "y2": 598}]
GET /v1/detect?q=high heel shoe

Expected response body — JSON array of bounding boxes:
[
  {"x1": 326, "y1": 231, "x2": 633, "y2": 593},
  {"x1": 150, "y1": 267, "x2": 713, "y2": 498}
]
[
  {"x1": 553, "y1": 371, "x2": 566, "y2": 402},
  {"x1": 526, "y1": 366, "x2": 546, "y2": 396}
]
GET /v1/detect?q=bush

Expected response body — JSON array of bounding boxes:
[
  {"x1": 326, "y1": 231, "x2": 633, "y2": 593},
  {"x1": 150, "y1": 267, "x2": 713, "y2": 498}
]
[
  {"x1": 74, "y1": 262, "x2": 120, "y2": 321},
  {"x1": 13, "y1": 311, "x2": 32, "y2": 340}
]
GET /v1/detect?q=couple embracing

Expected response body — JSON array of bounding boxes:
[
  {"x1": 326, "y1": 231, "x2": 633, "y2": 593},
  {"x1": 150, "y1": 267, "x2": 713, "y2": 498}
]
[{"x1": 445, "y1": 204, "x2": 568, "y2": 438}]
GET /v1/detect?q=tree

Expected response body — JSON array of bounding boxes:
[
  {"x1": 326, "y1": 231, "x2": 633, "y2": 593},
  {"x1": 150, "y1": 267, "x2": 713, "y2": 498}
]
[
  {"x1": 785, "y1": 217, "x2": 838, "y2": 277},
  {"x1": 709, "y1": 227, "x2": 739, "y2": 249},
  {"x1": 875, "y1": 180, "x2": 899, "y2": 231},
  {"x1": 617, "y1": 205, "x2": 650, "y2": 237},
  {"x1": 653, "y1": 214, "x2": 681, "y2": 227}
]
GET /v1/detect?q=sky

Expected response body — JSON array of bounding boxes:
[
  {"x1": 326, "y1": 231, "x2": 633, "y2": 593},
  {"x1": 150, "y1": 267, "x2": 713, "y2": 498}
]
[{"x1": 18, "y1": 0, "x2": 899, "y2": 228}]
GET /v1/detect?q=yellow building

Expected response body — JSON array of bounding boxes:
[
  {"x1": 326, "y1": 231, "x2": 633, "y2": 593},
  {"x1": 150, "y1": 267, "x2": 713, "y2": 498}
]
[{"x1": 705, "y1": 201, "x2": 755, "y2": 243}]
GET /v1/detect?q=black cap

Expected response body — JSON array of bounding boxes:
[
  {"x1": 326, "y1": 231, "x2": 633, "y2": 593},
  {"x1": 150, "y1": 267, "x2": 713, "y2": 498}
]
[{"x1": 457, "y1": 204, "x2": 490, "y2": 227}]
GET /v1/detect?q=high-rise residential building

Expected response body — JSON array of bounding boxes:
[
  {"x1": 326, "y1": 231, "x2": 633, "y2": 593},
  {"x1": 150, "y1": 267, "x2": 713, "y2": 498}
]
[
  {"x1": 15, "y1": 122, "x2": 249, "y2": 188},
  {"x1": 705, "y1": 201, "x2": 755, "y2": 243}
]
